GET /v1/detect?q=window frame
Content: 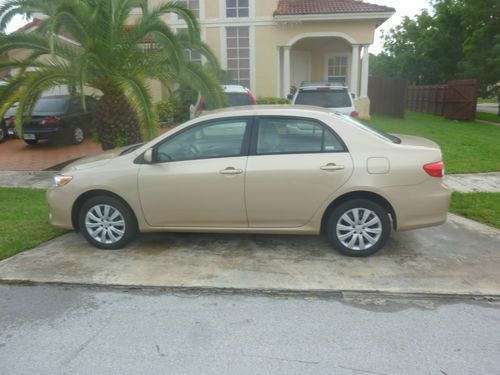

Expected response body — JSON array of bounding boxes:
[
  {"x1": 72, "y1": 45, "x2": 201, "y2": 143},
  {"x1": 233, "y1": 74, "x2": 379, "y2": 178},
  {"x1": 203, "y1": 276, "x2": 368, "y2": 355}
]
[
  {"x1": 225, "y1": 0, "x2": 249, "y2": 18},
  {"x1": 249, "y1": 116, "x2": 349, "y2": 156},
  {"x1": 325, "y1": 54, "x2": 349, "y2": 86},
  {"x1": 150, "y1": 116, "x2": 254, "y2": 164}
]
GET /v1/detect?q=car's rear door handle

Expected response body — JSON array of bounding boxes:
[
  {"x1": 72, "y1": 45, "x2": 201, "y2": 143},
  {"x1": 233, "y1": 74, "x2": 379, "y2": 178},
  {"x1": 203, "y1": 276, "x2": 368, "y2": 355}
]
[
  {"x1": 320, "y1": 163, "x2": 345, "y2": 171},
  {"x1": 219, "y1": 167, "x2": 243, "y2": 175}
]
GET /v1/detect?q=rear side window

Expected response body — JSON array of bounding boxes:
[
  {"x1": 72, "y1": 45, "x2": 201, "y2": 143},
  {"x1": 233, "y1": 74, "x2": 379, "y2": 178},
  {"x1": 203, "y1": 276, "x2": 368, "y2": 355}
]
[
  {"x1": 295, "y1": 89, "x2": 351, "y2": 108},
  {"x1": 227, "y1": 93, "x2": 253, "y2": 107},
  {"x1": 256, "y1": 118, "x2": 346, "y2": 155},
  {"x1": 33, "y1": 98, "x2": 69, "y2": 114}
]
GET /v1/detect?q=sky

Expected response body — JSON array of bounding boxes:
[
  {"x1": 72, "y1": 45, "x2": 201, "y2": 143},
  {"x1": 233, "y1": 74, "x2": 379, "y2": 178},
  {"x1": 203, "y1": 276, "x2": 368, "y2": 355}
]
[{"x1": 2, "y1": 0, "x2": 432, "y2": 54}]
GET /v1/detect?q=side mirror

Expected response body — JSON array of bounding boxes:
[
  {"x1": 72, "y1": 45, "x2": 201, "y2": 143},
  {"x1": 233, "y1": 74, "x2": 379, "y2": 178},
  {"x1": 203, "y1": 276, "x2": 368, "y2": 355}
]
[
  {"x1": 287, "y1": 94, "x2": 293, "y2": 101},
  {"x1": 144, "y1": 148, "x2": 154, "y2": 164}
]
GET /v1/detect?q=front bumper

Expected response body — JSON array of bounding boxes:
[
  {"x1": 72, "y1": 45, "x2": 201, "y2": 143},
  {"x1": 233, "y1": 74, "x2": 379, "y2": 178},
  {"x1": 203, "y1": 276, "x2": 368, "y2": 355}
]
[{"x1": 47, "y1": 186, "x2": 76, "y2": 230}]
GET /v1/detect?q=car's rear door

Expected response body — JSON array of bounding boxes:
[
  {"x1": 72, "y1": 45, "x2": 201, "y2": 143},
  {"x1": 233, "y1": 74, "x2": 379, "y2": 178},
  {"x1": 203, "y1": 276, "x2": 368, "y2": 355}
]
[
  {"x1": 245, "y1": 116, "x2": 353, "y2": 228},
  {"x1": 138, "y1": 117, "x2": 251, "y2": 228}
]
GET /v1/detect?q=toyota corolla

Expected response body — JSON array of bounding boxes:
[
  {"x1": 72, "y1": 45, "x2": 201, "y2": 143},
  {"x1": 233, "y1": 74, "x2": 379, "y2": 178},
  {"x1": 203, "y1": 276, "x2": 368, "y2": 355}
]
[{"x1": 47, "y1": 106, "x2": 451, "y2": 256}]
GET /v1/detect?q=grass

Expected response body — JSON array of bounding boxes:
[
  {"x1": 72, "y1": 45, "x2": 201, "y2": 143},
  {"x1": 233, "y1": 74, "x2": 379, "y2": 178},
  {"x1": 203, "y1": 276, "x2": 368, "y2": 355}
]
[
  {"x1": 0, "y1": 187, "x2": 67, "y2": 261},
  {"x1": 450, "y1": 192, "x2": 500, "y2": 229},
  {"x1": 477, "y1": 98, "x2": 498, "y2": 104},
  {"x1": 476, "y1": 111, "x2": 500, "y2": 124},
  {"x1": 367, "y1": 112, "x2": 500, "y2": 174}
]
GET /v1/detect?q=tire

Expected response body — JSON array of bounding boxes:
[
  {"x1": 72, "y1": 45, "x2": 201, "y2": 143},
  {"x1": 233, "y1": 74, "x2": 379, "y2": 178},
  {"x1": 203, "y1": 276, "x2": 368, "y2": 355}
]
[
  {"x1": 78, "y1": 196, "x2": 138, "y2": 250},
  {"x1": 24, "y1": 139, "x2": 38, "y2": 145},
  {"x1": 70, "y1": 126, "x2": 85, "y2": 145},
  {"x1": 327, "y1": 199, "x2": 391, "y2": 257}
]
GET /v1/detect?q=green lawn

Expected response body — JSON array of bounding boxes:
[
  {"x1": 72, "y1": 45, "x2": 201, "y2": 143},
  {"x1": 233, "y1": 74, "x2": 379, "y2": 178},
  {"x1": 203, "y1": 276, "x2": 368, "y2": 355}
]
[
  {"x1": 0, "y1": 188, "x2": 67, "y2": 261},
  {"x1": 476, "y1": 111, "x2": 500, "y2": 124},
  {"x1": 367, "y1": 112, "x2": 500, "y2": 174},
  {"x1": 450, "y1": 192, "x2": 500, "y2": 229}
]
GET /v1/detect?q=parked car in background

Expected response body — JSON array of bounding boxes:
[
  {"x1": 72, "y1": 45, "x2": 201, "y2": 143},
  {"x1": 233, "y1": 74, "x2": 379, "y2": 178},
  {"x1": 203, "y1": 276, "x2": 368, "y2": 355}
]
[
  {"x1": 190, "y1": 84, "x2": 256, "y2": 119},
  {"x1": 290, "y1": 81, "x2": 358, "y2": 118},
  {"x1": 1, "y1": 103, "x2": 18, "y2": 142},
  {"x1": 47, "y1": 105, "x2": 451, "y2": 257},
  {"x1": 5, "y1": 95, "x2": 96, "y2": 145}
]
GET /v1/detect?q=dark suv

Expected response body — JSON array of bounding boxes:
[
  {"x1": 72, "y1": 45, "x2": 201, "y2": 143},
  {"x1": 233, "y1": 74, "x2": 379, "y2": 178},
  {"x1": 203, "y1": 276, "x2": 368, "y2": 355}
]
[{"x1": 5, "y1": 95, "x2": 96, "y2": 145}]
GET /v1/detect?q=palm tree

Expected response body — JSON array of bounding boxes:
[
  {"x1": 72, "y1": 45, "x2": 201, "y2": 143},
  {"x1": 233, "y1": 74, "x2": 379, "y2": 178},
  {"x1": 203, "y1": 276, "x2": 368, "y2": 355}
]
[{"x1": 0, "y1": 0, "x2": 224, "y2": 149}]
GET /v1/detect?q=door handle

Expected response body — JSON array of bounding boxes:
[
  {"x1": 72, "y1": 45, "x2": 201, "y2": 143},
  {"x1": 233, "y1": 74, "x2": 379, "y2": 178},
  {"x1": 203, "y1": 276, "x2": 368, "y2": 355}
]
[
  {"x1": 219, "y1": 167, "x2": 243, "y2": 175},
  {"x1": 320, "y1": 163, "x2": 345, "y2": 171}
]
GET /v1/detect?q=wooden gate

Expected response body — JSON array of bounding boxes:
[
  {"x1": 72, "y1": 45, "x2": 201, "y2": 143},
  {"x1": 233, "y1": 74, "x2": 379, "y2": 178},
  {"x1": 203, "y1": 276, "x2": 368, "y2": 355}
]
[{"x1": 443, "y1": 80, "x2": 478, "y2": 121}]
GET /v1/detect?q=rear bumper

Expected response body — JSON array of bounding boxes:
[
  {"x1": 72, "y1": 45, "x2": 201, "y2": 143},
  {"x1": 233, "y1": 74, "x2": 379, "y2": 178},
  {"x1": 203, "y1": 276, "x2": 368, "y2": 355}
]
[
  {"x1": 23, "y1": 126, "x2": 63, "y2": 140},
  {"x1": 382, "y1": 179, "x2": 452, "y2": 231}
]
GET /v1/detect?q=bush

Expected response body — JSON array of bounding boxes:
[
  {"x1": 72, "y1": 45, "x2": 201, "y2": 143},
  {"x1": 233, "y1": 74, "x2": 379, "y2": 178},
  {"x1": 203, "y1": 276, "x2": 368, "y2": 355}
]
[
  {"x1": 156, "y1": 100, "x2": 177, "y2": 125},
  {"x1": 257, "y1": 96, "x2": 290, "y2": 105}
]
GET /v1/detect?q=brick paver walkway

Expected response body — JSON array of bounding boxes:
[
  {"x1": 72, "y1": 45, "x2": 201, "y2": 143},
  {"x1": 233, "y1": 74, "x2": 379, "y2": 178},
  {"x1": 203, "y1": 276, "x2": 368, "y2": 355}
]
[{"x1": 0, "y1": 139, "x2": 102, "y2": 171}]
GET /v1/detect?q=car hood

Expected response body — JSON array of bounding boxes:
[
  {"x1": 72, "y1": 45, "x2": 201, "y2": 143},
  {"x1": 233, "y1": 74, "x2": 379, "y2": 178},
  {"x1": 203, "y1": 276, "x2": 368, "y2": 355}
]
[{"x1": 61, "y1": 146, "x2": 130, "y2": 173}]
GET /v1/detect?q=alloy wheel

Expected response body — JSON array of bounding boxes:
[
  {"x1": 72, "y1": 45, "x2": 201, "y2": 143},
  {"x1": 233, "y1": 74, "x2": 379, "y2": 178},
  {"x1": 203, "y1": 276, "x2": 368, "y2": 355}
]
[
  {"x1": 85, "y1": 204, "x2": 126, "y2": 245},
  {"x1": 336, "y1": 208, "x2": 382, "y2": 251}
]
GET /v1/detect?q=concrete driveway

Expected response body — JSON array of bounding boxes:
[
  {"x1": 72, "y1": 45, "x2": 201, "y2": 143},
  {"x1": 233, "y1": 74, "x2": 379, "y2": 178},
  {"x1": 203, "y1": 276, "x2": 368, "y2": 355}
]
[{"x1": 0, "y1": 214, "x2": 499, "y2": 296}]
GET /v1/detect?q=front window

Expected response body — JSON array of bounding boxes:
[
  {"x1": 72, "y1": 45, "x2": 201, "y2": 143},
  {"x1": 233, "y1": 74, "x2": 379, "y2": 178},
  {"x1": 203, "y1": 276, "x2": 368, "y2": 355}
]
[
  {"x1": 327, "y1": 56, "x2": 348, "y2": 85},
  {"x1": 156, "y1": 119, "x2": 249, "y2": 162},
  {"x1": 226, "y1": 26, "x2": 250, "y2": 88},
  {"x1": 226, "y1": 0, "x2": 249, "y2": 17},
  {"x1": 295, "y1": 89, "x2": 352, "y2": 108},
  {"x1": 256, "y1": 118, "x2": 346, "y2": 155}
]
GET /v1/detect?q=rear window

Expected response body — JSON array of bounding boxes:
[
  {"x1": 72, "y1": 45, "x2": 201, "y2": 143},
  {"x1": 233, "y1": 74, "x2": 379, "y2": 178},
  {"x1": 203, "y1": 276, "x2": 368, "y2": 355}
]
[
  {"x1": 339, "y1": 114, "x2": 401, "y2": 144},
  {"x1": 33, "y1": 98, "x2": 69, "y2": 114},
  {"x1": 227, "y1": 93, "x2": 254, "y2": 107},
  {"x1": 295, "y1": 89, "x2": 352, "y2": 108}
]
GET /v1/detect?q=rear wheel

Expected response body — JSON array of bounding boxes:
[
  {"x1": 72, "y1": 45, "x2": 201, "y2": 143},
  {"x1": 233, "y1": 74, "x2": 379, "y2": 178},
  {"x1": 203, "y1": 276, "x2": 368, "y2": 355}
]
[
  {"x1": 70, "y1": 126, "x2": 85, "y2": 145},
  {"x1": 327, "y1": 199, "x2": 391, "y2": 257},
  {"x1": 24, "y1": 139, "x2": 38, "y2": 145},
  {"x1": 78, "y1": 196, "x2": 137, "y2": 249}
]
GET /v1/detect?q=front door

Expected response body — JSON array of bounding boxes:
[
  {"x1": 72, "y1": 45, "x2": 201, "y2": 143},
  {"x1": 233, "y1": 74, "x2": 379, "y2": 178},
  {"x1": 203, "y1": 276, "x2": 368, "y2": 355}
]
[
  {"x1": 138, "y1": 118, "x2": 251, "y2": 227},
  {"x1": 245, "y1": 117, "x2": 353, "y2": 228},
  {"x1": 291, "y1": 50, "x2": 311, "y2": 88}
]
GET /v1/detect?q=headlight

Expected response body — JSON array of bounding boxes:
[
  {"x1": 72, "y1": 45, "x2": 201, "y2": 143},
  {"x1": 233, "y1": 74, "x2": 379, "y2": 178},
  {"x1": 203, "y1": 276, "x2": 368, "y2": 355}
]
[{"x1": 53, "y1": 175, "x2": 73, "y2": 187}]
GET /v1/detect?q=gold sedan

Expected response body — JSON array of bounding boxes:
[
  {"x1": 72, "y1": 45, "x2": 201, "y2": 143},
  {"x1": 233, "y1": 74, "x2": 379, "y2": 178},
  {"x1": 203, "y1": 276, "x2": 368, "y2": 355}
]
[{"x1": 47, "y1": 106, "x2": 451, "y2": 256}]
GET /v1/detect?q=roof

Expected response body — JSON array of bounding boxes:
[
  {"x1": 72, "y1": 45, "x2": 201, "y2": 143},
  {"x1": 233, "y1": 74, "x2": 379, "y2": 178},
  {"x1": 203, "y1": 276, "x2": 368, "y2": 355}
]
[{"x1": 274, "y1": 0, "x2": 395, "y2": 16}]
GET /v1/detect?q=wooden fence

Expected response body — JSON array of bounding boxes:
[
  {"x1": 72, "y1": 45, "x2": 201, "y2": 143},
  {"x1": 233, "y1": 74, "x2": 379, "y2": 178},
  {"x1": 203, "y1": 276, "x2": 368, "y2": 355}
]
[{"x1": 368, "y1": 76, "x2": 407, "y2": 118}]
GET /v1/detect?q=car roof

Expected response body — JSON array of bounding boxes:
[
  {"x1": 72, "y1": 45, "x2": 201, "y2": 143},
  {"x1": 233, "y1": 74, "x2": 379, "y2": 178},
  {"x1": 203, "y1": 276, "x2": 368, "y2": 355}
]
[
  {"x1": 199, "y1": 104, "x2": 342, "y2": 119},
  {"x1": 299, "y1": 81, "x2": 348, "y2": 89}
]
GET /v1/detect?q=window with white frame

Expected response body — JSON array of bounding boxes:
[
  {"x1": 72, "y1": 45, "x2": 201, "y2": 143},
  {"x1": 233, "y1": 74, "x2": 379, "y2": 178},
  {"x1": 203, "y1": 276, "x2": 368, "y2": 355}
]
[
  {"x1": 226, "y1": 26, "x2": 250, "y2": 88},
  {"x1": 226, "y1": 0, "x2": 249, "y2": 18},
  {"x1": 177, "y1": 28, "x2": 202, "y2": 64},
  {"x1": 178, "y1": 0, "x2": 200, "y2": 18},
  {"x1": 327, "y1": 56, "x2": 348, "y2": 85}
]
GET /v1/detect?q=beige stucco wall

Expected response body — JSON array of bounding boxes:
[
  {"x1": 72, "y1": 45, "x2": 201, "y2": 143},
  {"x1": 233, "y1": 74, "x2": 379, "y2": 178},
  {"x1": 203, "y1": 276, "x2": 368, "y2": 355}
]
[
  {"x1": 205, "y1": 27, "x2": 221, "y2": 61},
  {"x1": 256, "y1": 0, "x2": 279, "y2": 17}
]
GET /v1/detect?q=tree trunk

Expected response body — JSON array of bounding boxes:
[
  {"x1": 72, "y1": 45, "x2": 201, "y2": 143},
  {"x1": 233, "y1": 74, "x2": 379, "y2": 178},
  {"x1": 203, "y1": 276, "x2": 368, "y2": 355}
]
[{"x1": 92, "y1": 92, "x2": 143, "y2": 150}]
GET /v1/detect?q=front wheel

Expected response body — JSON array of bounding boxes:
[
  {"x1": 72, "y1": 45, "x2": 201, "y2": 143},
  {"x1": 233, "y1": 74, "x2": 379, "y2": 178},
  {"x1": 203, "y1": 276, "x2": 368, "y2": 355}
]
[
  {"x1": 79, "y1": 196, "x2": 138, "y2": 249},
  {"x1": 70, "y1": 126, "x2": 85, "y2": 145},
  {"x1": 327, "y1": 199, "x2": 391, "y2": 257}
]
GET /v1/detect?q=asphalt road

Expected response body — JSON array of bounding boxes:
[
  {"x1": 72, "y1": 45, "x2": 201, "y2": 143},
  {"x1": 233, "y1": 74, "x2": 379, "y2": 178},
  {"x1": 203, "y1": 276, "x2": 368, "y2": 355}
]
[{"x1": 1, "y1": 285, "x2": 499, "y2": 375}]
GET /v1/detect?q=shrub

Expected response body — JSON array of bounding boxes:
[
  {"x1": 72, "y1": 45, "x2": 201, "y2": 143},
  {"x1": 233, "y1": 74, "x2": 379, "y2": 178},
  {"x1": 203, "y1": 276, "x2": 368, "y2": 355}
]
[
  {"x1": 155, "y1": 100, "x2": 177, "y2": 125},
  {"x1": 257, "y1": 96, "x2": 290, "y2": 105}
]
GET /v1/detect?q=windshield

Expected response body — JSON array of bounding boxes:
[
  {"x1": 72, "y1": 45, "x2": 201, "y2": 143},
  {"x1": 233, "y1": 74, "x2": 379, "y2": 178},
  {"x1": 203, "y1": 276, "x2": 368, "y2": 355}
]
[
  {"x1": 339, "y1": 114, "x2": 401, "y2": 144},
  {"x1": 295, "y1": 89, "x2": 352, "y2": 108},
  {"x1": 226, "y1": 93, "x2": 254, "y2": 107},
  {"x1": 33, "y1": 98, "x2": 69, "y2": 114}
]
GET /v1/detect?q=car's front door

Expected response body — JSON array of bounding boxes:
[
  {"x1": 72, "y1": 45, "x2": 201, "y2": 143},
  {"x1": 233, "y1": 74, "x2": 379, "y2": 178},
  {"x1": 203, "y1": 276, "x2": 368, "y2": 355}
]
[
  {"x1": 138, "y1": 118, "x2": 251, "y2": 228},
  {"x1": 245, "y1": 117, "x2": 354, "y2": 228}
]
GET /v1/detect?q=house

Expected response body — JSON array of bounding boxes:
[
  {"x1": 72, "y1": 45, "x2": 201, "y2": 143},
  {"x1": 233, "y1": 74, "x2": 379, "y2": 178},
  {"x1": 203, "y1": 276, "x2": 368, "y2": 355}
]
[
  {"x1": 154, "y1": 0, "x2": 395, "y2": 118},
  {"x1": 12, "y1": 0, "x2": 395, "y2": 119}
]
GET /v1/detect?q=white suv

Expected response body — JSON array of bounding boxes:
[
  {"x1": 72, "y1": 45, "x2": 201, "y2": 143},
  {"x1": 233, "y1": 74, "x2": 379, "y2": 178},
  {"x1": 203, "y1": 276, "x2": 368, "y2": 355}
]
[{"x1": 290, "y1": 82, "x2": 358, "y2": 117}]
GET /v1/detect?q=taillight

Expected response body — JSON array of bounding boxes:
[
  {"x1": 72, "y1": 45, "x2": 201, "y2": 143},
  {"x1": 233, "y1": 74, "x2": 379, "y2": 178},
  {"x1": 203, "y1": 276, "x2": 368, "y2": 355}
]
[
  {"x1": 350, "y1": 111, "x2": 359, "y2": 118},
  {"x1": 41, "y1": 117, "x2": 61, "y2": 126},
  {"x1": 423, "y1": 160, "x2": 444, "y2": 177}
]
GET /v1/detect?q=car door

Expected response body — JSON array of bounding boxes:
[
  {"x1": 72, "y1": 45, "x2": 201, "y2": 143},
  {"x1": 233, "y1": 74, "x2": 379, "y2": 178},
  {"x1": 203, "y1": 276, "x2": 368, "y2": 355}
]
[
  {"x1": 245, "y1": 116, "x2": 354, "y2": 228},
  {"x1": 138, "y1": 117, "x2": 251, "y2": 228}
]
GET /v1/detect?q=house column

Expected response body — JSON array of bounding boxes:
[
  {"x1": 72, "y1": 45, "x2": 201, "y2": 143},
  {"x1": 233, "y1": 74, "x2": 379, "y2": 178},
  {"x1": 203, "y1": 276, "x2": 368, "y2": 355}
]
[
  {"x1": 350, "y1": 44, "x2": 360, "y2": 97},
  {"x1": 283, "y1": 46, "x2": 291, "y2": 97},
  {"x1": 360, "y1": 44, "x2": 370, "y2": 98}
]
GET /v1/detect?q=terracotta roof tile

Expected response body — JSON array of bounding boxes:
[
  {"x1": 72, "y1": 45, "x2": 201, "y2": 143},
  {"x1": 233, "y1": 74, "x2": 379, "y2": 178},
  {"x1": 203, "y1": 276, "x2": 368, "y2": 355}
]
[{"x1": 274, "y1": 0, "x2": 395, "y2": 16}]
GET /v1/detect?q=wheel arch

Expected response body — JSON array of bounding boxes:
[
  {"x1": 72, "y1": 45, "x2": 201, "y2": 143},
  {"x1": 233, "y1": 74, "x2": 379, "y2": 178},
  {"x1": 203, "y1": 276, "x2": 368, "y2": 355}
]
[
  {"x1": 320, "y1": 190, "x2": 397, "y2": 234},
  {"x1": 71, "y1": 189, "x2": 138, "y2": 231}
]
